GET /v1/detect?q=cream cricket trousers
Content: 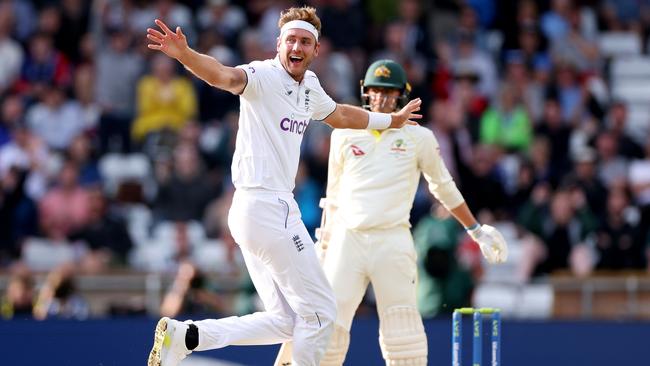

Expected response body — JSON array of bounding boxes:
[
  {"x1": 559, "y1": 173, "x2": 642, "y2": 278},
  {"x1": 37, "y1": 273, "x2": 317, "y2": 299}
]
[
  {"x1": 193, "y1": 189, "x2": 336, "y2": 366},
  {"x1": 320, "y1": 225, "x2": 428, "y2": 365}
]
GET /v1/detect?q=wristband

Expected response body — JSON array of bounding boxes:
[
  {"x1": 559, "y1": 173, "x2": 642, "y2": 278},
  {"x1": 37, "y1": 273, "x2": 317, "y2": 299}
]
[
  {"x1": 465, "y1": 223, "x2": 480, "y2": 231},
  {"x1": 367, "y1": 111, "x2": 391, "y2": 130}
]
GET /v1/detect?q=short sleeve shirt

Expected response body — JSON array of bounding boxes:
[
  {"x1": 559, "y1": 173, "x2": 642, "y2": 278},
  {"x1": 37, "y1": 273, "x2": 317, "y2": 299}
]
[{"x1": 233, "y1": 57, "x2": 336, "y2": 192}]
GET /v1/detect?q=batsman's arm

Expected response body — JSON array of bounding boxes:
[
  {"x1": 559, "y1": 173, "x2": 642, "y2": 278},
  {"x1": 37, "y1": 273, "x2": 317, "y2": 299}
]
[
  {"x1": 417, "y1": 128, "x2": 466, "y2": 214},
  {"x1": 418, "y1": 129, "x2": 508, "y2": 263},
  {"x1": 147, "y1": 19, "x2": 246, "y2": 94}
]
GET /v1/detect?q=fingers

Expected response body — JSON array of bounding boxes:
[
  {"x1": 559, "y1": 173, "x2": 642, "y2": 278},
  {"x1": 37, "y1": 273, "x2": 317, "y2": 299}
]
[
  {"x1": 147, "y1": 44, "x2": 162, "y2": 50},
  {"x1": 409, "y1": 113, "x2": 423, "y2": 119},
  {"x1": 147, "y1": 28, "x2": 164, "y2": 39},
  {"x1": 405, "y1": 98, "x2": 422, "y2": 111},
  {"x1": 176, "y1": 26, "x2": 185, "y2": 38},
  {"x1": 147, "y1": 34, "x2": 163, "y2": 44},
  {"x1": 155, "y1": 18, "x2": 173, "y2": 35},
  {"x1": 405, "y1": 120, "x2": 419, "y2": 125}
]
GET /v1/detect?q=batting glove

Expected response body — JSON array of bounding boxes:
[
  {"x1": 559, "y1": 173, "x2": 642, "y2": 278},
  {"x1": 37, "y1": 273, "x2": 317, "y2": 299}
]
[{"x1": 467, "y1": 224, "x2": 508, "y2": 264}]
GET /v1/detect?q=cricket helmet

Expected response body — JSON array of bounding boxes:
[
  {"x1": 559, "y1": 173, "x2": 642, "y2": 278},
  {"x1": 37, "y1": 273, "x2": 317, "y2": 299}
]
[{"x1": 360, "y1": 59, "x2": 411, "y2": 110}]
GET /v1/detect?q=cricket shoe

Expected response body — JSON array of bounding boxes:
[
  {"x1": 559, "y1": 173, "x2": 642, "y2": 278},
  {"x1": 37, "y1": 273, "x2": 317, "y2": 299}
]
[{"x1": 148, "y1": 317, "x2": 192, "y2": 366}]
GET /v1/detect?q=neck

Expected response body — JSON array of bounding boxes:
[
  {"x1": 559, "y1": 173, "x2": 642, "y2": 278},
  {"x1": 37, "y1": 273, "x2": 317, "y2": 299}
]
[{"x1": 276, "y1": 55, "x2": 305, "y2": 83}]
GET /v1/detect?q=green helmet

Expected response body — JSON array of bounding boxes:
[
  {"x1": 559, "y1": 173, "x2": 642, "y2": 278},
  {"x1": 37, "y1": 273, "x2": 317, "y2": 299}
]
[{"x1": 360, "y1": 59, "x2": 411, "y2": 111}]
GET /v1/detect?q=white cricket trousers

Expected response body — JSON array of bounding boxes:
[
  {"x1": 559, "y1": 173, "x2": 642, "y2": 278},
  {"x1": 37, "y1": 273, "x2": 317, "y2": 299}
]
[
  {"x1": 193, "y1": 189, "x2": 336, "y2": 366},
  {"x1": 320, "y1": 225, "x2": 418, "y2": 330}
]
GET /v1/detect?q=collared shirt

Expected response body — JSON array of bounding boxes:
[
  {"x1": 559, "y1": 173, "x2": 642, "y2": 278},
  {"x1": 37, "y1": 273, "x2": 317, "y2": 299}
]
[
  {"x1": 234, "y1": 57, "x2": 336, "y2": 192},
  {"x1": 327, "y1": 125, "x2": 464, "y2": 230}
]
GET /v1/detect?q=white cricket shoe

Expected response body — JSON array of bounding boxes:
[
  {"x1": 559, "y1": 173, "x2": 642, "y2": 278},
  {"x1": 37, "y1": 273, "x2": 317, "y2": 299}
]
[{"x1": 148, "y1": 317, "x2": 192, "y2": 366}]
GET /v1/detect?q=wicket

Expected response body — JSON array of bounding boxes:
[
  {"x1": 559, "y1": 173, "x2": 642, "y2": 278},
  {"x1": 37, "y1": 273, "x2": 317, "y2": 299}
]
[{"x1": 452, "y1": 307, "x2": 501, "y2": 366}]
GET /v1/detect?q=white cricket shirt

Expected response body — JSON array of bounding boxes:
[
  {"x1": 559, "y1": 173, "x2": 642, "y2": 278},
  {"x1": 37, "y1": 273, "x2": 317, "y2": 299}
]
[
  {"x1": 327, "y1": 125, "x2": 464, "y2": 230},
  {"x1": 234, "y1": 57, "x2": 336, "y2": 192}
]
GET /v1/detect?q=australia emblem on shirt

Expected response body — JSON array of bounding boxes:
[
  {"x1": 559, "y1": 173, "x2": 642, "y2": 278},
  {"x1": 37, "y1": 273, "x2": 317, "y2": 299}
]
[{"x1": 390, "y1": 138, "x2": 407, "y2": 154}]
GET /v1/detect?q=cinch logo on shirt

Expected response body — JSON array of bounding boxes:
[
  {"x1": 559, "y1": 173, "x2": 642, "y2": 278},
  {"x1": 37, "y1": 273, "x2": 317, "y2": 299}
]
[{"x1": 280, "y1": 117, "x2": 309, "y2": 135}]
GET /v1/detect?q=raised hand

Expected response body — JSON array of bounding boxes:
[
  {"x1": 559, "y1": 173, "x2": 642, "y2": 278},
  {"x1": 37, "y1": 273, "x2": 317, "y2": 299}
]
[
  {"x1": 390, "y1": 98, "x2": 422, "y2": 128},
  {"x1": 146, "y1": 19, "x2": 188, "y2": 60}
]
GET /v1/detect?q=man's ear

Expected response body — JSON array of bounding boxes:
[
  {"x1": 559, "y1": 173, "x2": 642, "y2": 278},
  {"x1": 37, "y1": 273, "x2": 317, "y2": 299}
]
[
  {"x1": 314, "y1": 41, "x2": 320, "y2": 57},
  {"x1": 276, "y1": 36, "x2": 281, "y2": 53}
]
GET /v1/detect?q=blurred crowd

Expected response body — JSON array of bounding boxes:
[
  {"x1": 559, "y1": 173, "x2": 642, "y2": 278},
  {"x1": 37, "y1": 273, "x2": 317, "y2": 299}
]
[{"x1": 1, "y1": 0, "x2": 650, "y2": 319}]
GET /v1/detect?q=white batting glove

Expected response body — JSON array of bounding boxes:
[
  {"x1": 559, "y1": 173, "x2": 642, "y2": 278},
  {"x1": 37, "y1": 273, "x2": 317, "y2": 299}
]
[{"x1": 467, "y1": 224, "x2": 508, "y2": 264}]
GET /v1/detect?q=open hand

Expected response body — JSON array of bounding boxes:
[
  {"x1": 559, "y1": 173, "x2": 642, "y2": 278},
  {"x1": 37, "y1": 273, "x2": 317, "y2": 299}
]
[
  {"x1": 390, "y1": 98, "x2": 422, "y2": 128},
  {"x1": 147, "y1": 19, "x2": 188, "y2": 60}
]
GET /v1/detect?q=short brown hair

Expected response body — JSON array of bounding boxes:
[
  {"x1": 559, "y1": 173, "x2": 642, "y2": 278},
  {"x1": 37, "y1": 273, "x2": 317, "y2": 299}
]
[{"x1": 278, "y1": 6, "x2": 321, "y2": 37}]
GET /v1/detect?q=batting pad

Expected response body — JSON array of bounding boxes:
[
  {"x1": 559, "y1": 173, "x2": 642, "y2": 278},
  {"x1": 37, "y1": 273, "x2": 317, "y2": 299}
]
[
  {"x1": 379, "y1": 306, "x2": 428, "y2": 366},
  {"x1": 320, "y1": 324, "x2": 350, "y2": 366}
]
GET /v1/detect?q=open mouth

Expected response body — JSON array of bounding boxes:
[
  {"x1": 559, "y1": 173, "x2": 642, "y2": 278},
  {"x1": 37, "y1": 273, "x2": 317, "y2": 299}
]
[{"x1": 289, "y1": 55, "x2": 303, "y2": 66}]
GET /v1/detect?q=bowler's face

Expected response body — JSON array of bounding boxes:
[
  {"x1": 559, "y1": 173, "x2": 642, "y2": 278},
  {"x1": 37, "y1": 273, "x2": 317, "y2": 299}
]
[{"x1": 277, "y1": 28, "x2": 319, "y2": 82}]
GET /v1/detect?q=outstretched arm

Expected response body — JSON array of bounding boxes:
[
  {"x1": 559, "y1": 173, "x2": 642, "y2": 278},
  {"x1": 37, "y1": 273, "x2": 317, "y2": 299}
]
[
  {"x1": 323, "y1": 98, "x2": 422, "y2": 129},
  {"x1": 147, "y1": 19, "x2": 246, "y2": 94}
]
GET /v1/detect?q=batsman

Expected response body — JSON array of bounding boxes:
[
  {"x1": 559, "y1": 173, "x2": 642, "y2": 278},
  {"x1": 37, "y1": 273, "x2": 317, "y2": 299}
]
[{"x1": 275, "y1": 60, "x2": 508, "y2": 366}]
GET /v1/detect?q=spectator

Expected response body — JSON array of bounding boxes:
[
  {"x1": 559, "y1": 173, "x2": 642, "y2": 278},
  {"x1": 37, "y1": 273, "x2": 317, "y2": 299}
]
[
  {"x1": 564, "y1": 146, "x2": 609, "y2": 217},
  {"x1": 38, "y1": 160, "x2": 91, "y2": 240},
  {"x1": 0, "y1": 123, "x2": 49, "y2": 201},
  {"x1": 519, "y1": 188, "x2": 597, "y2": 277},
  {"x1": 153, "y1": 144, "x2": 216, "y2": 223},
  {"x1": 17, "y1": 32, "x2": 71, "y2": 100},
  {"x1": 0, "y1": 95, "x2": 25, "y2": 147},
  {"x1": 414, "y1": 203, "x2": 473, "y2": 318},
  {"x1": 449, "y1": 62, "x2": 489, "y2": 142},
  {"x1": 0, "y1": 267, "x2": 34, "y2": 319},
  {"x1": 606, "y1": 101, "x2": 644, "y2": 160},
  {"x1": 0, "y1": 166, "x2": 38, "y2": 261},
  {"x1": 503, "y1": 50, "x2": 545, "y2": 122},
  {"x1": 54, "y1": 0, "x2": 91, "y2": 64},
  {"x1": 550, "y1": 7, "x2": 600, "y2": 73},
  {"x1": 95, "y1": 26, "x2": 144, "y2": 153},
  {"x1": 595, "y1": 188, "x2": 644, "y2": 270},
  {"x1": 428, "y1": 99, "x2": 473, "y2": 184},
  {"x1": 33, "y1": 264, "x2": 89, "y2": 320},
  {"x1": 460, "y1": 145, "x2": 508, "y2": 216},
  {"x1": 535, "y1": 97, "x2": 572, "y2": 184},
  {"x1": 73, "y1": 64, "x2": 100, "y2": 131},
  {"x1": 25, "y1": 83, "x2": 86, "y2": 151},
  {"x1": 541, "y1": 0, "x2": 571, "y2": 41},
  {"x1": 66, "y1": 133, "x2": 101, "y2": 187},
  {"x1": 453, "y1": 28, "x2": 498, "y2": 97},
  {"x1": 3, "y1": 0, "x2": 37, "y2": 42},
  {"x1": 595, "y1": 131, "x2": 628, "y2": 188},
  {"x1": 160, "y1": 261, "x2": 224, "y2": 317},
  {"x1": 480, "y1": 84, "x2": 533, "y2": 153},
  {"x1": 131, "y1": 54, "x2": 197, "y2": 143},
  {"x1": 69, "y1": 187, "x2": 132, "y2": 270},
  {"x1": 548, "y1": 61, "x2": 584, "y2": 125},
  {"x1": 0, "y1": 5, "x2": 24, "y2": 94},
  {"x1": 196, "y1": 0, "x2": 247, "y2": 47},
  {"x1": 194, "y1": 32, "x2": 240, "y2": 122},
  {"x1": 309, "y1": 37, "x2": 355, "y2": 103},
  {"x1": 629, "y1": 136, "x2": 650, "y2": 249}
]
